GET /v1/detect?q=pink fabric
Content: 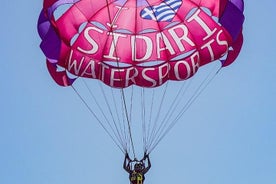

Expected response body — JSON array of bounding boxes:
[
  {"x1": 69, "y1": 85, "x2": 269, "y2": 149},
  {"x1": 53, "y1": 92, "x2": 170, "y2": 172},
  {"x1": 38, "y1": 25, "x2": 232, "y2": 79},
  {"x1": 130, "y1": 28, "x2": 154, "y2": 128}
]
[
  {"x1": 40, "y1": 0, "x2": 243, "y2": 88},
  {"x1": 46, "y1": 59, "x2": 75, "y2": 86},
  {"x1": 222, "y1": 31, "x2": 243, "y2": 67}
]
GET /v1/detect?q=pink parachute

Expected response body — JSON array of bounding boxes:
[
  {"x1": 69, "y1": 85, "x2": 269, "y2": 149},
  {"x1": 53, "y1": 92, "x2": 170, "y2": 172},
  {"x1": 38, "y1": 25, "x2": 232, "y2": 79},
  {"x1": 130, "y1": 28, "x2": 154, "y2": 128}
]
[
  {"x1": 38, "y1": 0, "x2": 244, "y2": 88},
  {"x1": 38, "y1": 0, "x2": 244, "y2": 155}
]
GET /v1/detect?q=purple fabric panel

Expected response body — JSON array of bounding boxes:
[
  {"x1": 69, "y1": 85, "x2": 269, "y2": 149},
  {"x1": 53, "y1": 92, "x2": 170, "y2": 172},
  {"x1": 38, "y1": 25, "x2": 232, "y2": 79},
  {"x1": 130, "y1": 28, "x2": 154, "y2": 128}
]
[
  {"x1": 37, "y1": 10, "x2": 50, "y2": 39},
  {"x1": 38, "y1": 21, "x2": 51, "y2": 40},
  {"x1": 221, "y1": 32, "x2": 243, "y2": 67},
  {"x1": 219, "y1": 1, "x2": 244, "y2": 41},
  {"x1": 116, "y1": 0, "x2": 127, "y2": 5},
  {"x1": 38, "y1": 10, "x2": 61, "y2": 62},
  {"x1": 47, "y1": 60, "x2": 75, "y2": 86},
  {"x1": 40, "y1": 27, "x2": 61, "y2": 62},
  {"x1": 230, "y1": 0, "x2": 244, "y2": 12},
  {"x1": 116, "y1": 0, "x2": 149, "y2": 6}
]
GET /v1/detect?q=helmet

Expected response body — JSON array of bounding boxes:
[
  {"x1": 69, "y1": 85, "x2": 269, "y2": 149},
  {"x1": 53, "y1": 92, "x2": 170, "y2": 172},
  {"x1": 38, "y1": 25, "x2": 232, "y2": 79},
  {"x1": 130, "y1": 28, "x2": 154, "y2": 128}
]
[{"x1": 134, "y1": 162, "x2": 145, "y2": 171}]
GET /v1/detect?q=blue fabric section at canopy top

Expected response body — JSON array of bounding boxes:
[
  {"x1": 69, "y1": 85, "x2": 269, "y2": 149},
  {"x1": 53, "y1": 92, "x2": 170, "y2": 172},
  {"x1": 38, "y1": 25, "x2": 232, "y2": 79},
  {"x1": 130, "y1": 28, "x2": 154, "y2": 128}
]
[
  {"x1": 116, "y1": 0, "x2": 149, "y2": 6},
  {"x1": 140, "y1": 0, "x2": 182, "y2": 22}
]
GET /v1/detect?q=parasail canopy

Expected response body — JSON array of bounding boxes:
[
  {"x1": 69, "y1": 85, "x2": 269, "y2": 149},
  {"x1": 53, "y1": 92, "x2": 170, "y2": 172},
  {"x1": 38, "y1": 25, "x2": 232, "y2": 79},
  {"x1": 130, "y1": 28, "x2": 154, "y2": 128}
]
[{"x1": 38, "y1": 0, "x2": 245, "y2": 156}]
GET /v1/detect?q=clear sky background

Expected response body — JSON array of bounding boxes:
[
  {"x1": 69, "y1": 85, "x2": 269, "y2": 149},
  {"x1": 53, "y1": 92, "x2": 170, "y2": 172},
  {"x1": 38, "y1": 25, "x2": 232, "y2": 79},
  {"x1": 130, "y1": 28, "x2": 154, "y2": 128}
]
[{"x1": 1, "y1": 1, "x2": 276, "y2": 184}]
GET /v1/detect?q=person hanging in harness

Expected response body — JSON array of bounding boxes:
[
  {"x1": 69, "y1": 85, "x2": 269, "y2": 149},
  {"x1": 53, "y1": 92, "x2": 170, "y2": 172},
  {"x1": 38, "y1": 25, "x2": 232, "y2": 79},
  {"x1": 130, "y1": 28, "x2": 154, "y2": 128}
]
[{"x1": 123, "y1": 153, "x2": 151, "y2": 184}]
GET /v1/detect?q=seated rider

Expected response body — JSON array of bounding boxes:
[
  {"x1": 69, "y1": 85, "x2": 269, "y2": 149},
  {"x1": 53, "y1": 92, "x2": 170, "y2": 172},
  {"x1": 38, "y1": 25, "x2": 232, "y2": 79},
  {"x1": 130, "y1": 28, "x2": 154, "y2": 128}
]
[{"x1": 123, "y1": 153, "x2": 151, "y2": 184}]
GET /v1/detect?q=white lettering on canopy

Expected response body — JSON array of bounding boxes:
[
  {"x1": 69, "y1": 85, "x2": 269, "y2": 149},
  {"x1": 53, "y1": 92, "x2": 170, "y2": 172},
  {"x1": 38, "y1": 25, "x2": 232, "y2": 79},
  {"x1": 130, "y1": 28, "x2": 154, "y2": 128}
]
[
  {"x1": 156, "y1": 32, "x2": 175, "y2": 58},
  {"x1": 77, "y1": 27, "x2": 103, "y2": 54},
  {"x1": 187, "y1": 9, "x2": 217, "y2": 40},
  {"x1": 103, "y1": 32, "x2": 126, "y2": 60},
  {"x1": 67, "y1": 49, "x2": 200, "y2": 88},
  {"x1": 168, "y1": 24, "x2": 195, "y2": 51},
  {"x1": 125, "y1": 67, "x2": 139, "y2": 87},
  {"x1": 142, "y1": 68, "x2": 157, "y2": 87},
  {"x1": 68, "y1": 50, "x2": 85, "y2": 75},
  {"x1": 66, "y1": 7, "x2": 229, "y2": 88},
  {"x1": 174, "y1": 52, "x2": 200, "y2": 80},
  {"x1": 131, "y1": 35, "x2": 153, "y2": 62}
]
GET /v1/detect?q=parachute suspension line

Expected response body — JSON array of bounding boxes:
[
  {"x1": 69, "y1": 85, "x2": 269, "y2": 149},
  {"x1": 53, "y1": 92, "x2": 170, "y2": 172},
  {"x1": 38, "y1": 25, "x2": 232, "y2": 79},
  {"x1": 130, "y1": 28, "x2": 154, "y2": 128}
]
[
  {"x1": 70, "y1": 85, "x2": 125, "y2": 153},
  {"x1": 98, "y1": 83, "x2": 128, "y2": 152},
  {"x1": 159, "y1": 82, "x2": 191, "y2": 128},
  {"x1": 127, "y1": 86, "x2": 134, "y2": 124},
  {"x1": 131, "y1": 87, "x2": 135, "y2": 125},
  {"x1": 125, "y1": 86, "x2": 135, "y2": 154},
  {"x1": 145, "y1": 82, "x2": 169, "y2": 151},
  {"x1": 144, "y1": 88, "x2": 155, "y2": 153},
  {"x1": 134, "y1": 0, "x2": 148, "y2": 154},
  {"x1": 105, "y1": 0, "x2": 136, "y2": 157},
  {"x1": 146, "y1": 81, "x2": 191, "y2": 151},
  {"x1": 121, "y1": 89, "x2": 136, "y2": 157},
  {"x1": 173, "y1": 66, "x2": 222, "y2": 126},
  {"x1": 148, "y1": 65, "x2": 222, "y2": 153},
  {"x1": 141, "y1": 88, "x2": 148, "y2": 153},
  {"x1": 83, "y1": 80, "x2": 127, "y2": 151},
  {"x1": 120, "y1": 86, "x2": 134, "y2": 154},
  {"x1": 110, "y1": 88, "x2": 129, "y2": 152},
  {"x1": 145, "y1": 18, "x2": 201, "y2": 150},
  {"x1": 118, "y1": 90, "x2": 129, "y2": 153},
  {"x1": 142, "y1": 2, "x2": 178, "y2": 152},
  {"x1": 143, "y1": 11, "x2": 219, "y2": 153}
]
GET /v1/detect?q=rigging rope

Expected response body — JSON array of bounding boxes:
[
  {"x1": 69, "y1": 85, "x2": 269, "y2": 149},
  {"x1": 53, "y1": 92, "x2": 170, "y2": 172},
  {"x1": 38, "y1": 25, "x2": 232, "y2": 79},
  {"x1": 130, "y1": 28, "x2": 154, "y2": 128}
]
[
  {"x1": 70, "y1": 1, "x2": 224, "y2": 156},
  {"x1": 148, "y1": 66, "x2": 222, "y2": 153},
  {"x1": 71, "y1": 85, "x2": 125, "y2": 153},
  {"x1": 105, "y1": 0, "x2": 136, "y2": 157}
]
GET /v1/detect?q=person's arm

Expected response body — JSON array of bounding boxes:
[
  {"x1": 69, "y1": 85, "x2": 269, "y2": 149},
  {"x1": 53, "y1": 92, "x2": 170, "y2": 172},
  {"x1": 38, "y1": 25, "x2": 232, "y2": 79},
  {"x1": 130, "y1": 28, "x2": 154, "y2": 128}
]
[
  {"x1": 142, "y1": 153, "x2": 151, "y2": 174},
  {"x1": 123, "y1": 153, "x2": 131, "y2": 173}
]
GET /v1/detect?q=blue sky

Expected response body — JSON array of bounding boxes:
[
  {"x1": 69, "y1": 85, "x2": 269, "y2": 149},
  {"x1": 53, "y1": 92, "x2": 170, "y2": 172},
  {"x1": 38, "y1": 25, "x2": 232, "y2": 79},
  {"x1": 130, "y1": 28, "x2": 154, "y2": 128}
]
[{"x1": 1, "y1": 1, "x2": 276, "y2": 184}]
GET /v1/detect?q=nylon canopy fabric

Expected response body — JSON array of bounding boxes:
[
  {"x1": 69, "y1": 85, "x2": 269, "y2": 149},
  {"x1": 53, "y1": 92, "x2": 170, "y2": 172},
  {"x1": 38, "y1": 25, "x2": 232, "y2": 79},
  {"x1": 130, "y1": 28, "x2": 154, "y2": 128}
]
[
  {"x1": 38, "y1": 0, "x2": 244, "y2": 88},
  {"x1": 37, "y1": 0, "x2": 245, "y2": 156}
]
